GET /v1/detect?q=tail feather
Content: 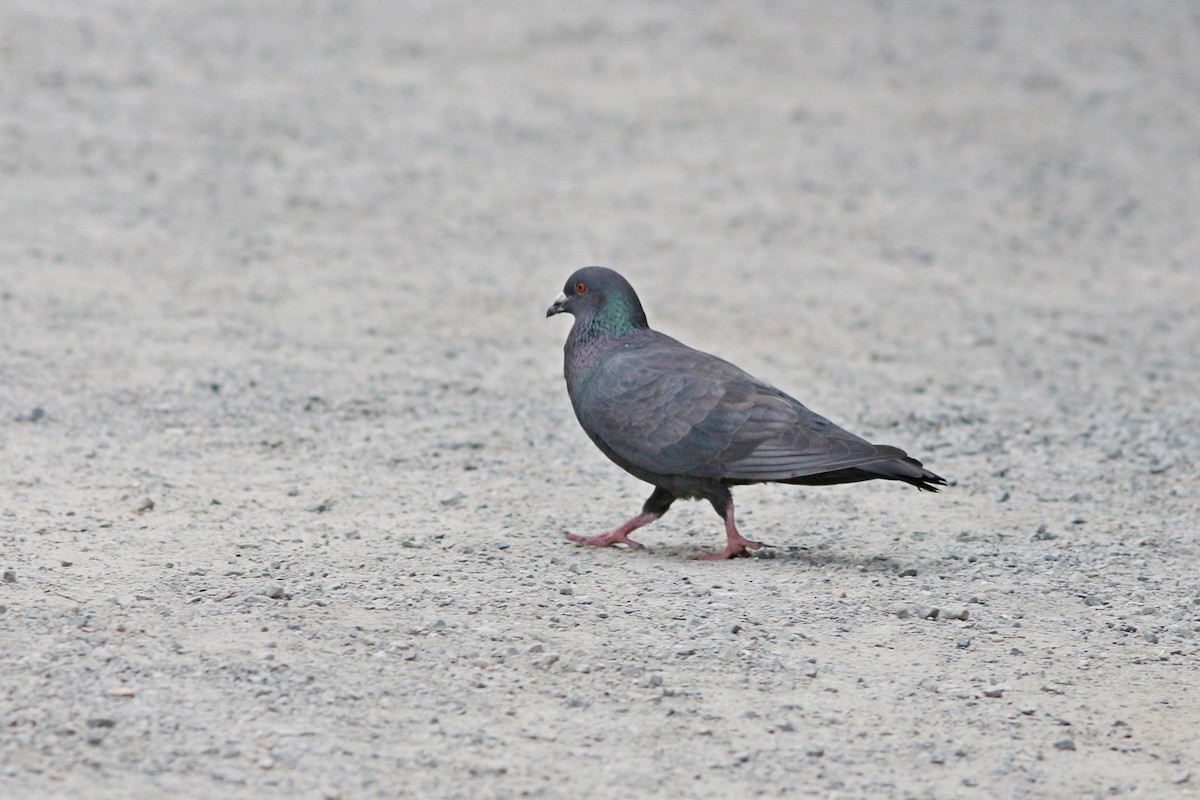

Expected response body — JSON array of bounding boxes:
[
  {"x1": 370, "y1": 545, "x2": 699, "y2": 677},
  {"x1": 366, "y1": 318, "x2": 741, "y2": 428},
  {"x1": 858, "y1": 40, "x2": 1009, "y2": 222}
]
[
  {"x1": 777, "y1": 455, "x2": 947, "y2": 491},
  {"x1": 863, "y1": 456, "x2": 947, "y2": 492}
]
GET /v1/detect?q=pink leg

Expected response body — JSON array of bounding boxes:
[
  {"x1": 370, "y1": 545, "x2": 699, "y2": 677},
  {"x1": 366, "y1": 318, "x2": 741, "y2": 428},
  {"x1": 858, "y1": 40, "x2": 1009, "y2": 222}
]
[
  {"x1": 697, "y1": 497, "x2": 762, "y2": 560},
  {"x1": 565, "y1": 510, "x2": 661, "y2": 550}
]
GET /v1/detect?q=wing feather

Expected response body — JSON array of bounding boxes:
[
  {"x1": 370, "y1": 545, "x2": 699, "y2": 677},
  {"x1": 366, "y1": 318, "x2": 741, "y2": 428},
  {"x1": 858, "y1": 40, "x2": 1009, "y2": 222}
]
[{"x1": 573, "y1": 334, "x2": 904, "y2": 482}]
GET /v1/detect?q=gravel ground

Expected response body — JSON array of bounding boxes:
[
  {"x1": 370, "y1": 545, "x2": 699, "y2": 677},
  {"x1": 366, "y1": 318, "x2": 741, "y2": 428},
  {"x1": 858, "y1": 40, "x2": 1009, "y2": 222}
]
[{"x1": 2, "y1": 1, "x2": 1199, "y2": 798}]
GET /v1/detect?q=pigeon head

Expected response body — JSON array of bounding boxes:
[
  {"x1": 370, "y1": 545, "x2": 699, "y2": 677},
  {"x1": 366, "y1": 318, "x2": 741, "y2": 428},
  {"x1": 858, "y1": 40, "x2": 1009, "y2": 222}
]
[{"x1": 546, "y1": 266, "x2": 649, "y2": 336}]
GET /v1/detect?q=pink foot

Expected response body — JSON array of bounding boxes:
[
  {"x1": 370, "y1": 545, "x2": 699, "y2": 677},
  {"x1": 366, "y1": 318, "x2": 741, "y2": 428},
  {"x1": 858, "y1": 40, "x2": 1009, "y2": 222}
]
[
  {"x1": 696, "y1": 536, "x2": 763, "y2": 560},
  {"x1": 564, "y1": 509, "x2": 661, "y2": 551},
  {"x1": 696, "y1": 498, "x2": 762, "y2": 560},
  {"x1": 565, "y1": 530, "x2": 643, "y2": 550}
]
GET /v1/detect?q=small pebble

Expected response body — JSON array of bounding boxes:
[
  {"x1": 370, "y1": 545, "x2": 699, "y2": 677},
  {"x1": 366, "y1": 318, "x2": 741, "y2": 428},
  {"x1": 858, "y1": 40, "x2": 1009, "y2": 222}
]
[
  {"x1": 956, "y1": 637, "x2": 972, "y2": 649},
  {"x1": 898, "y1": 568, "x2": 918, "y2": 578},
  {"x1": 896, "y1": 605, "x2": 939, "y2": 620},
  {"x1": 1142, "y1": 632, "x2": 1159, "y2": 644},
  {"x1": 995, "y1": 489, "x2": 1010, "y2": 503},
  {"x1": 982, "y1": 687, "x2": 1004, "y2": 698},
  {"x1": 1053, "y1": 739, "x2": 1076, "y2": 751},
  {"x1": 2, "y1": 569, "x2": 15, "y2": 583},
  {"x1": 1171, "y1": 771, "x2": 1191, "y2": 785},
  {"x1": 15, "y1": 406, "x2": 45, "y2": 423},
  {"x1": 1033, "y1": 524, "x2": 1056, "y2": 541}
]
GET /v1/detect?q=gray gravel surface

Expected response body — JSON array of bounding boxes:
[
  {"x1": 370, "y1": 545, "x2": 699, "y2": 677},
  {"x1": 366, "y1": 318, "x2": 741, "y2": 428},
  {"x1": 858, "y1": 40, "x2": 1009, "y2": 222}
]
[{"x1": 2, "y1": 1, "x2": 1198, "y2": 798}]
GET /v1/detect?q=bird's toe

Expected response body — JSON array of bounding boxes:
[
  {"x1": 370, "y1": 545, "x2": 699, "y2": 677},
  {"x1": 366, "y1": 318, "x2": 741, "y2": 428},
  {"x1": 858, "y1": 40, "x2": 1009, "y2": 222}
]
[
  {"x1": 696, "y1": 539, "x2": 763, "y2": 560},
  {"x1": 565, "y1": 530, "x2": 643, "y2": 550}
]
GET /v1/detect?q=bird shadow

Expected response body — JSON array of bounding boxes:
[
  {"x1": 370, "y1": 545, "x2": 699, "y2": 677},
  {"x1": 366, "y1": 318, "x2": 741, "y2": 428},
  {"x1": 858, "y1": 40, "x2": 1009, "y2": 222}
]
[{"x1": 562, "y1": 535, "x2": 913, "y2": 571}]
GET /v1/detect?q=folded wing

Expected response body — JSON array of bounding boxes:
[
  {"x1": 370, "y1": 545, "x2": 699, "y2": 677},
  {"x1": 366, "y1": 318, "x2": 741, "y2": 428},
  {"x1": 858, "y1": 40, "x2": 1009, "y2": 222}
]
[{"x1": 574, "y1": 334, "x2": 906, "y2": 481}]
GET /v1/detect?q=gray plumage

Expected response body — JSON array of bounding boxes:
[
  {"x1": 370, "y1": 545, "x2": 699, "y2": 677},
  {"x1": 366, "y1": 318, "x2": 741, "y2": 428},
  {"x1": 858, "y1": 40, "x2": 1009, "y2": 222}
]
[{"x1": 547, "y1": 266, "x2": 946, "y2": 559}]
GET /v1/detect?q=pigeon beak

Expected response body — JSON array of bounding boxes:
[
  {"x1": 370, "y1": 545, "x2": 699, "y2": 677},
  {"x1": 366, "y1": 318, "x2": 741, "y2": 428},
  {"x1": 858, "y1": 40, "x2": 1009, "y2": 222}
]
[{"x1": 546, "y1": 292, "x2": 569, "y2": 317}]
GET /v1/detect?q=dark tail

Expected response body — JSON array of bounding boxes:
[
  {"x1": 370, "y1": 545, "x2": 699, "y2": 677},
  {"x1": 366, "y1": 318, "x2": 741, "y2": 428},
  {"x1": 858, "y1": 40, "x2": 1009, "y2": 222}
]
[
  {"x1": 864, "y1": 456, "x2": 947, "y2": 492},
  {"x1": 780, "y1": 455, "x2": 947, "y2": 491}
]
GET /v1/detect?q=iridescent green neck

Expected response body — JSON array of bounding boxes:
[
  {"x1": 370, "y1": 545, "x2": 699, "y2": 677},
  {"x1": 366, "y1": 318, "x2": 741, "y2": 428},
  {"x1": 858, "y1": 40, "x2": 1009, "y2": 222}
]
[
  {"x1": 564, "y1": 291, "x2": 650, "y2": 392},
  {"x1": 571, "y1": 293, "x2": 648, "y2": 346},
  {"x1": 593, "y1": 294, "x2": 646, "y2": 336}
]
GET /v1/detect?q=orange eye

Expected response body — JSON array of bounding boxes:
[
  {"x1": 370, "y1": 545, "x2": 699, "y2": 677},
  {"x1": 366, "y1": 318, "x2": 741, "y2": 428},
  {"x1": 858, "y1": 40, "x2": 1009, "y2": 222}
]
[{"x1": 575, "y1": 281, "x2": 587, "y2": 294}]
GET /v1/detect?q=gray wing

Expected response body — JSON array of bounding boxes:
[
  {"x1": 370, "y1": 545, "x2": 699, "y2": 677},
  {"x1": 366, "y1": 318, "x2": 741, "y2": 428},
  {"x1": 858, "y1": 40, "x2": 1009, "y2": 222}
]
[{"x1": 575, "y1": 336, "x2": 905, "y2": 481}]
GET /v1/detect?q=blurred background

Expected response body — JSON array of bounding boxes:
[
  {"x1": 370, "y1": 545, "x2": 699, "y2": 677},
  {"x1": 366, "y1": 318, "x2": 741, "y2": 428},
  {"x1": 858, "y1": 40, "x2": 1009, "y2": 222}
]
[{"x1": 3, "y1": 0, "x2": 1196, "y2": 508}]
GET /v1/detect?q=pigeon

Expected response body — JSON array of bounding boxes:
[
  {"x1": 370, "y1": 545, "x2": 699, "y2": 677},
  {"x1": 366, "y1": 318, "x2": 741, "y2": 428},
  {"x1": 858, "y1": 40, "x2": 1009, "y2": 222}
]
[{"x1": 546, "y1": 266, "x2": 947, "y2": 560}]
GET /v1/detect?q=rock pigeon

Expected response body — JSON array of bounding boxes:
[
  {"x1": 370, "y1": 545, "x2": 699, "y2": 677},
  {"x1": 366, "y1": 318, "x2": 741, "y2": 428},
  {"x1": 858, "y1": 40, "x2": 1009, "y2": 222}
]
[{"x1": 547, "y1": 266, "x2": 947, "y2": 560}]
